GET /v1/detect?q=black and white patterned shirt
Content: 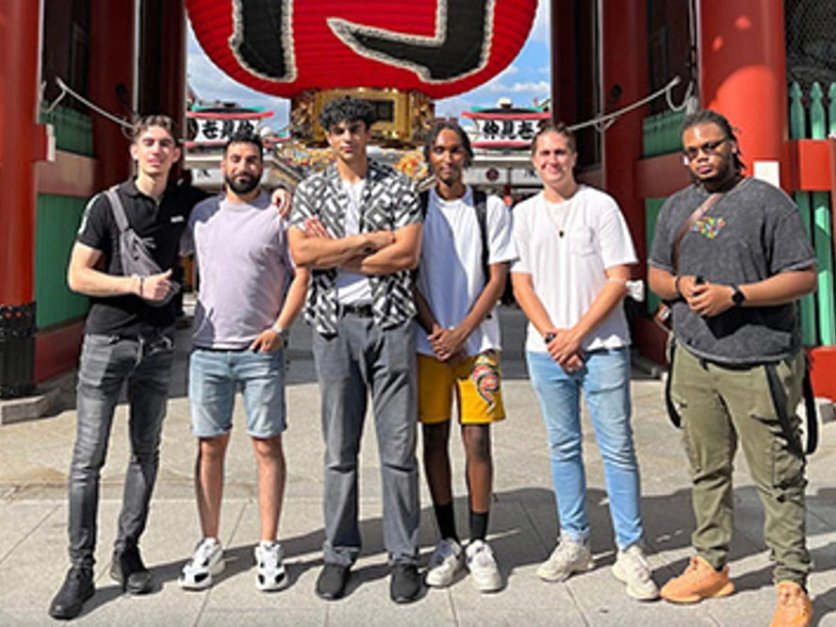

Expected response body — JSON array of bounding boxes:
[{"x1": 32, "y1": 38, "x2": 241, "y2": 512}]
[{"x1": 291, "y1": 160, "x2": 423, "y2": 336}]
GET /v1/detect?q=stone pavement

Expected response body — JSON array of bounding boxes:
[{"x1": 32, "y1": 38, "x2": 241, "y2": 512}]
[{"x1": 1, "y1": 306, "x2": 834, "y2": 626}]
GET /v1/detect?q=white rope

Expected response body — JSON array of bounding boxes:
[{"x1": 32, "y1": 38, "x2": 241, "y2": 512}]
[
  {"x1": 567, "y1": 75, "x2": 683, "y2": 133},
  {"x1": 49, "y1": 77, "x2": 134, "y2": 129}
]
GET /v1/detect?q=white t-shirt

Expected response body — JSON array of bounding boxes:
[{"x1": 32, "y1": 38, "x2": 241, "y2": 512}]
[
  {"x1": 416, "y1": 187, "x2": 517, "y2": 356},
  {"x1": 335, "y1": 179, "x2": 373, "y2": 305},
  {"x1": 511, "y1": 185, "x2": 637, "y2": 353}
]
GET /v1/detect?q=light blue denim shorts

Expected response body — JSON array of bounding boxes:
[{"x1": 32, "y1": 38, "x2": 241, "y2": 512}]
[{"x1": 189, "y1": 347, "x2": 287, "y2": 439}]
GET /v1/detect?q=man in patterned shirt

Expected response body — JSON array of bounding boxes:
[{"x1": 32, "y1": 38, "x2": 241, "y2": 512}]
[{"x1": 288, "y1": 97, "x2": 423, "y2": 604}]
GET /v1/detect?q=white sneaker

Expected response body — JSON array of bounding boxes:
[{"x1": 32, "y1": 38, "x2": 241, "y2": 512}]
[
  {"x1": 179, "y1": 538, "x2": 224, "y2": 590},
  {"x1": 537, "y1": 537, "x2": 594, "y2": 582},
  {"x1": 612, "y1": 544, "x2": 659, "y2": 601},
  {"x1": 425, "y1": 538, "x2": 464, "y2": 588},
  {"x1": 254, "y1": 541, "x2": 289, "y2": 592},
  {"x1": 465, "y1": 540, "x2": 502, "y2": 592}
]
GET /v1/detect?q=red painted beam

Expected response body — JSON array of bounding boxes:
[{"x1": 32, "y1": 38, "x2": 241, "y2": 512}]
[
  {"x1": 784, "y1": 139, "x2": 833, "y2": 192},
  {"x1": 34, "y1": 321, "x2": 85, "y2": 383},
  {"x1": 35, "y1": 150, "x2": 98, "y2": 198},
  {"x1": 808, "y1": 346, "x2": 836, "y2": 401},
  {"x1": 635, "y1": 153, "x2": 692, "y2": 200},
  {"x1": 633, "y1": 316, "x2": 668, "y2": 366}
]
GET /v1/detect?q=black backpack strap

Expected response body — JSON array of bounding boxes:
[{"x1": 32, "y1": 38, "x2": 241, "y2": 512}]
[
  {"x1": 104, "y1": 185, "x2": 130, "y2": 233},
  {"x1": 764, "y1": 362, "x2": 805, "y2": 456},
  {"x1": 802, "y1": 361, "x2": 819, "y2": 454},
  {"x1": 472, "y1": 189, "x2": 490, "y2": 282},
  {"x1": 419, "y1": 189, "x2": 430, "y2": 220},
  {"x1": 665, "y1": 340, "x2": 681, "y2": 428}
]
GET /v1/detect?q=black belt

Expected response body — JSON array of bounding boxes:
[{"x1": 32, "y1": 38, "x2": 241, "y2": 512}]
[{"x1": 339, "y1": 303, "x2": 374, "y2": 318}]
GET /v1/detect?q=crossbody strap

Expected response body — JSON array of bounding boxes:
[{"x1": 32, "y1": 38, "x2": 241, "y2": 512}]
[
  {"x1": 671, "y1": 191, "x2": 724, "y2": 272},
  {"x1": 472, "y1": 189, "x2": 489, "y2": 283},
  {"x1": 104, "y1": 185, "x2": 131, "y2": 233}
]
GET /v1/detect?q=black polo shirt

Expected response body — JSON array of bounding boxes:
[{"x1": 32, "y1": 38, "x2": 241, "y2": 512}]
[{"x1": 76, "y1": 177, "x2": 208, "y2": 337}]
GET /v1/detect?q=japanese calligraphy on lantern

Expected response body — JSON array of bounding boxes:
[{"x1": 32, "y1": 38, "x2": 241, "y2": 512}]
[{"x1": 185, "y1": 0, "x2": 537, "y2": 99}]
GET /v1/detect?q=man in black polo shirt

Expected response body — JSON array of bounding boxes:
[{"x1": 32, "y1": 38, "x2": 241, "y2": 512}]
[{"x1": 49, "y1": 116, "x2": 205, "y2": 620}]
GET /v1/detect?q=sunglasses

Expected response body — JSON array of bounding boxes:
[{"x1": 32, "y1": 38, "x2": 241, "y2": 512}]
[{"x1": 682, "y1": 138, "x2": 728, "y2": 161}]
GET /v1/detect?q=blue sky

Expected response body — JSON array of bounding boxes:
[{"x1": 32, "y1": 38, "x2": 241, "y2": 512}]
[{"x1": 186, "y1": 2, "x2": 550, "y2": 131}]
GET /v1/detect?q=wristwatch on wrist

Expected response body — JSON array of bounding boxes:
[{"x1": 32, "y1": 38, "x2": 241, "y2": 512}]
[
  {"x1": 271, "y1": 322, "x2": 290, "y2": 345},
  {"x1": 730, "y1": 284, "x2": 746, "y2": 307},
  {"x1": 543, "y1": 331, "x2": 557, "y2": 344}
]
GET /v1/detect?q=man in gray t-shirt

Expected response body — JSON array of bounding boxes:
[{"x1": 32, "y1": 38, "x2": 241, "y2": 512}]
[
  {"x1": 177, "y1": 132, "x2": 308, "y2": 593},
  {"x1": 648, "y1": 110, "x2": 816, "y2": 625}
]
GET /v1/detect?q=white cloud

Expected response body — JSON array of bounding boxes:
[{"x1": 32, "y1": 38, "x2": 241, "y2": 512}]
[{"x1": 483, "y1": 80, "x2": 550, "y2": 95}]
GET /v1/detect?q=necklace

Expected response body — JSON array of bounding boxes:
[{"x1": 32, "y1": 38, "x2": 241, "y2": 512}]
[{"x1": 545, "y1": 200, "x2": 572, "y2": 238}]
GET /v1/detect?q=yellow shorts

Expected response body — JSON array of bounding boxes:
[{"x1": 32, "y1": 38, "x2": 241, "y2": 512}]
[{"x1": 417, "y1": 351, "x2": 506, "y2": 425}]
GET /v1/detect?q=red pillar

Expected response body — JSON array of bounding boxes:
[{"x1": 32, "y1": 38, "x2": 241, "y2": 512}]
[
  {"x1": 160, "y1": 1, "x2": 187, "y2": 136},
  {"x1": 0, "y1": 0, "x2": 41, "y2": 305},
  {"x1": 698, "y1": 0, "x2": 787, "y2": 165},
  {"x1": 89, "y1": 0, "x2": 137, "y2": 188},
  {"x1": 550, "y1": 0, "x2": 576, "y2": 124},
  {"x1": 601, "y1": 0, "x2": 649, "y2": 266}
]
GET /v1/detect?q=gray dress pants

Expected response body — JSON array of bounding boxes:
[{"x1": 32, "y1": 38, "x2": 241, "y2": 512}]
[{"x1": 312, "y1": 314, "x2": 419, "y2": 566}]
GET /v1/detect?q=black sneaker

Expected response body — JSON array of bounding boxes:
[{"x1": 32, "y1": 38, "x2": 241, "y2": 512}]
[
  {"x1": 48, "y1": 567, "x2": 94, "y2": 620},
  {"x1": 110, "y1": 545, "x2": 153, "y2": 594},
  {"x1": 390, "y1": 563, "x2": 422, "y2": 604},
  {"x1": 315, "y1": 563, "x2": 350, "y2": 600}
]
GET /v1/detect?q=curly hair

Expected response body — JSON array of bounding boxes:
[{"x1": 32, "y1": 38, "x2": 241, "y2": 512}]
[{"x1": 319, "y1": 97, "x2": 377, "y2": 132}]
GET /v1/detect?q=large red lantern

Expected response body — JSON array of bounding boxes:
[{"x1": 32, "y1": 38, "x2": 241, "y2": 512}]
[{"x1": 186, "y1": 0, "x2": 537, "y2": 100}]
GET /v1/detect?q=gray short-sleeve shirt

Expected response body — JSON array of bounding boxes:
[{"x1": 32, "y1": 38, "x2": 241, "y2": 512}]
[{"x1": 648, "y1": 177, "x2": 815, "y2": 364}]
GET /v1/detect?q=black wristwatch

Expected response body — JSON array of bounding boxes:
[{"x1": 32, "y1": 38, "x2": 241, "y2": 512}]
[{"x1": 730, "y1": 284, "x2": 746, "y2": 307}]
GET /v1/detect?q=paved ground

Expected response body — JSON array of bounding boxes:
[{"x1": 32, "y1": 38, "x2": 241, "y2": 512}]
[{"x1": 1, "y1": 306, "x2": 834, "y2": 626}]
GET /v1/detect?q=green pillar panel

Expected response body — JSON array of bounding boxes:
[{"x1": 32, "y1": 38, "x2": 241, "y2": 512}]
[
  {"x1": 794, "y1": 192, "x2": 818, "y2": 346},
  {"x1": 35, "y1": 194, "x2": 90, "y2": 328},
  {"x1": 813, "y1": 191, "x2": 835, "y2": 345}
]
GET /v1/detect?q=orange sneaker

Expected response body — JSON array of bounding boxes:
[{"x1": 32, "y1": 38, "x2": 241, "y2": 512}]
[
  {"x1": 660, "y1": 555, "x2": 734, "y2": 604},
  {"x1": 770, "y1": 581, "x2": 812, "y2": 627}
]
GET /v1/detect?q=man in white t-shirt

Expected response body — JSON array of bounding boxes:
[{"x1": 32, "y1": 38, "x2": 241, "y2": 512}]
[
  {"x1": 415, "y1": 121, "x2": 516, "y2": 593},
  {"x1": 510, "y1": 123, "x2": 658, "y2": 601}
]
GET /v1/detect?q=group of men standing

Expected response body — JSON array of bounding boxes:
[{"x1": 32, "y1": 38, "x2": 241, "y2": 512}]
[{"x1": 48, "y1": 99, "x2": 815, "y2": 627}]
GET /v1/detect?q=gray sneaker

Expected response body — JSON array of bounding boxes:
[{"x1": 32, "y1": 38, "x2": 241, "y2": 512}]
[
  {"x1": 537, "y1": 537, "x2": 594, "y2": 582},
  {"x1": 612, "y1": 544, "x2": 659, "y2": 601}
]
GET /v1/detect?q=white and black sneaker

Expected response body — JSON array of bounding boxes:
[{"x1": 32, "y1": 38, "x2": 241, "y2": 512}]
[
  {"x1": 179, "y1": 538, "x2": 224, "y2": 590},
  {"x1": 255, "y1": 541, "x2": 289, "y2": 592}
]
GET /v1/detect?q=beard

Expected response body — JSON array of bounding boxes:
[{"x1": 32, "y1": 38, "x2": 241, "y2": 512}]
[{"x1": 225, "y1": 172, "x2": 260, "y2": 195}]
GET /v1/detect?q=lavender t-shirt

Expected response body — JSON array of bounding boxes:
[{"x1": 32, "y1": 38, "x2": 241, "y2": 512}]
[{"x1": 183, "y1": 191, "x2": 292, "y2": 349}]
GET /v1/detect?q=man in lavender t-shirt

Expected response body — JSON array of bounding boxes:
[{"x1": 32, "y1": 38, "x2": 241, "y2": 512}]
[{"x1": 177, "y1": 131, "x2": 308, "y2": 592}]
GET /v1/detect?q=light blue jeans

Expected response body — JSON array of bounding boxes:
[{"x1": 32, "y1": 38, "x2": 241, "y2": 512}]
[{"x1": 526, "y1": 347, "x2": 643, "y2": 550}]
